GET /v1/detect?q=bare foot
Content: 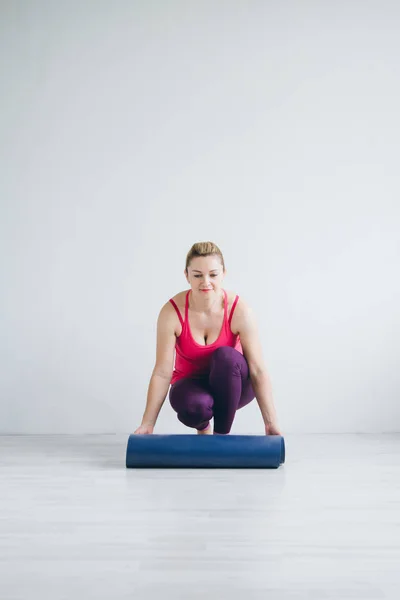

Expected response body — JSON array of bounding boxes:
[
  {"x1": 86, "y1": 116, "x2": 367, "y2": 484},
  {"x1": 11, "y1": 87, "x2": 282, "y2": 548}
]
[{"x1": 197, "y1": 423, "x2": 213, "y2": 435}]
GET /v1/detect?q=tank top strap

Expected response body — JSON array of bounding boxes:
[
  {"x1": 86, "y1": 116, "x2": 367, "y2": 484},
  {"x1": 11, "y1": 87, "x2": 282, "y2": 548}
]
[
  {"x1": 169, "y1": 298, "x2": 184, "y2": 328},
  {"x1": 223, "y1": 289, "x2": 228, "y2": 322},
  {"x1": 185, "y1": 289, "x2": 190, "y2": 322},
  {"x1": 228, "y1": 294, "x2": 239, "y2": 326}
]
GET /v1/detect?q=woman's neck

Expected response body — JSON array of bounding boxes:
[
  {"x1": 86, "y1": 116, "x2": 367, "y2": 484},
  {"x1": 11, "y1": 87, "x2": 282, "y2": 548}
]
[{"x1": 189, "y1": 289, "x2": 224, "y2": 314}]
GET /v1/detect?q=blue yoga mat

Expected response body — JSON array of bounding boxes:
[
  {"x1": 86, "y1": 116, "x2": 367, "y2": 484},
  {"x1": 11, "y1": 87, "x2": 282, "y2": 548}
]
[{"x1": 126, "y1": 434, "x2": 285, "y2": 468}]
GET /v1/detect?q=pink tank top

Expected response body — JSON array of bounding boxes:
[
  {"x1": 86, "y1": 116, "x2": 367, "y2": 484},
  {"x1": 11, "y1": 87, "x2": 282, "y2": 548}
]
[{"x1": 169, "y1": 289, "x2": 243, "y2": 386}]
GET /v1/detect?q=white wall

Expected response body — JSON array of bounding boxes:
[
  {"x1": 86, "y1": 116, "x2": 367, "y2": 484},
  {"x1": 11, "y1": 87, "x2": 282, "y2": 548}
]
[{"x1": 1, "y1": 0, "x2": 399, "y2": 434}]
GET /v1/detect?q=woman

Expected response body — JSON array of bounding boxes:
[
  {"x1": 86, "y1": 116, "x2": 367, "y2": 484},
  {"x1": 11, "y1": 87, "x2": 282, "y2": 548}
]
[{"x1": 134, "y1": 241, "x2": 282, "y2": 436}]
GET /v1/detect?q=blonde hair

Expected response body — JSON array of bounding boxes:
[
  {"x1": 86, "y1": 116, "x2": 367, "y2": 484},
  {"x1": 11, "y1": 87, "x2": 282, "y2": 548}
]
[{"x1": 185, "y1": 241, "x2": 225, "y2": 273}]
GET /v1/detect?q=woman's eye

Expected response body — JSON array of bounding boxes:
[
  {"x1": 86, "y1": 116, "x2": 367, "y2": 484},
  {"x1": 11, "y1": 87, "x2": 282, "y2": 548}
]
[{"x1": 194, "y1": 274, "x2": 217, "y2": 278}]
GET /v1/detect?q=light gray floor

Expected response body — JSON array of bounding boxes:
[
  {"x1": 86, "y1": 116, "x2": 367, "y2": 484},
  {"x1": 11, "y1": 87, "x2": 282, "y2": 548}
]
[{"x1": 1, "y1": 433, "x2": 400, "y2": 600}]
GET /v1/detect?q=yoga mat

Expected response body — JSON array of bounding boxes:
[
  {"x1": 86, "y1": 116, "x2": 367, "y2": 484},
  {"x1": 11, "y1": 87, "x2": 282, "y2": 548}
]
[{"x1": 126, "y1": 434, "x2": 285, "y2": 468}]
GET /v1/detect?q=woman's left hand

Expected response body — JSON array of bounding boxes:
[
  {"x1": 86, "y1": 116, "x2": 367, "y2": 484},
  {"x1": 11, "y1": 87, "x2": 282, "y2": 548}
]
[{"x1": 265, "y1": 422, "x2": 283, "y2": 436}]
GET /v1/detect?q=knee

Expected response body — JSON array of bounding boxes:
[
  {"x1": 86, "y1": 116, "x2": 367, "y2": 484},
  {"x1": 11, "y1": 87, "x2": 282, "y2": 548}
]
[
  {"x1": 182, "y1": 399, "x2": 209, "y2": 419},
  {"x1": 178, "y1": 399, "x2": 212, "y2": 426},
  {"x1": 210, "y1": 346, "x2": 241, "y2": 370}
]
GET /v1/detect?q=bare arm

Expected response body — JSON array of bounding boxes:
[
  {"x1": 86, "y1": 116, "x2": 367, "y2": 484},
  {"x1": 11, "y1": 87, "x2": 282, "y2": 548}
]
[
  {"x1": 235, "y1": 299, "x2": 281, "y2": 433},
  {"x1": 136, "y1": 302, "x2": 177, "y2": 431},
  {"x1": 140, "y1": 373, "x2": 171, "y2": 427}
]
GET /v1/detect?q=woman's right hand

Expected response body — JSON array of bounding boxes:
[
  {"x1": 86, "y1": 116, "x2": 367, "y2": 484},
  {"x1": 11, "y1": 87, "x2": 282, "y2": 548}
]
[{"x1": 133, "y1": 423, "x2": 154, "y2": 435}]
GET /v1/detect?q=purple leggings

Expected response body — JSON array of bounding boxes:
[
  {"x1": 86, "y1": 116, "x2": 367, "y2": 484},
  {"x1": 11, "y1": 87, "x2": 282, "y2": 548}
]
[{"x1": 169, "y1": 346, "x2": 255, "y2": 434}]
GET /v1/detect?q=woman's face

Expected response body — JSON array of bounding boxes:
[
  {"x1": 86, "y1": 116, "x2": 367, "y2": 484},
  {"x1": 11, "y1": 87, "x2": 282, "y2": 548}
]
[{"x1": 185, "y1": 256, "x2": 225, "y2": 294}]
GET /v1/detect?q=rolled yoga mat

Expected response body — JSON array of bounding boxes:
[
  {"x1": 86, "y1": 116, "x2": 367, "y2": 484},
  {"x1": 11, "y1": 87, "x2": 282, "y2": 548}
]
[{"x1": 126, "y1": 434, "x2": 285, "y2": 468}]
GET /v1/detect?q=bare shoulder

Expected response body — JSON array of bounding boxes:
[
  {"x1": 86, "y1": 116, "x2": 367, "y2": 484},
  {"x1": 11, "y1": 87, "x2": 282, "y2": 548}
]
[
  {"x1": 170, "y1": 289, "x2": 188, "y2": 307},
  {"x1": 230, "y1": 292, "x2": 253, "y2": 335},
  {"x1": 160, "y1": 290, "x2": 187, "y2": 336},
  {"x1": 234, "y1": 293, "x2": 252, "y2": 313}
]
